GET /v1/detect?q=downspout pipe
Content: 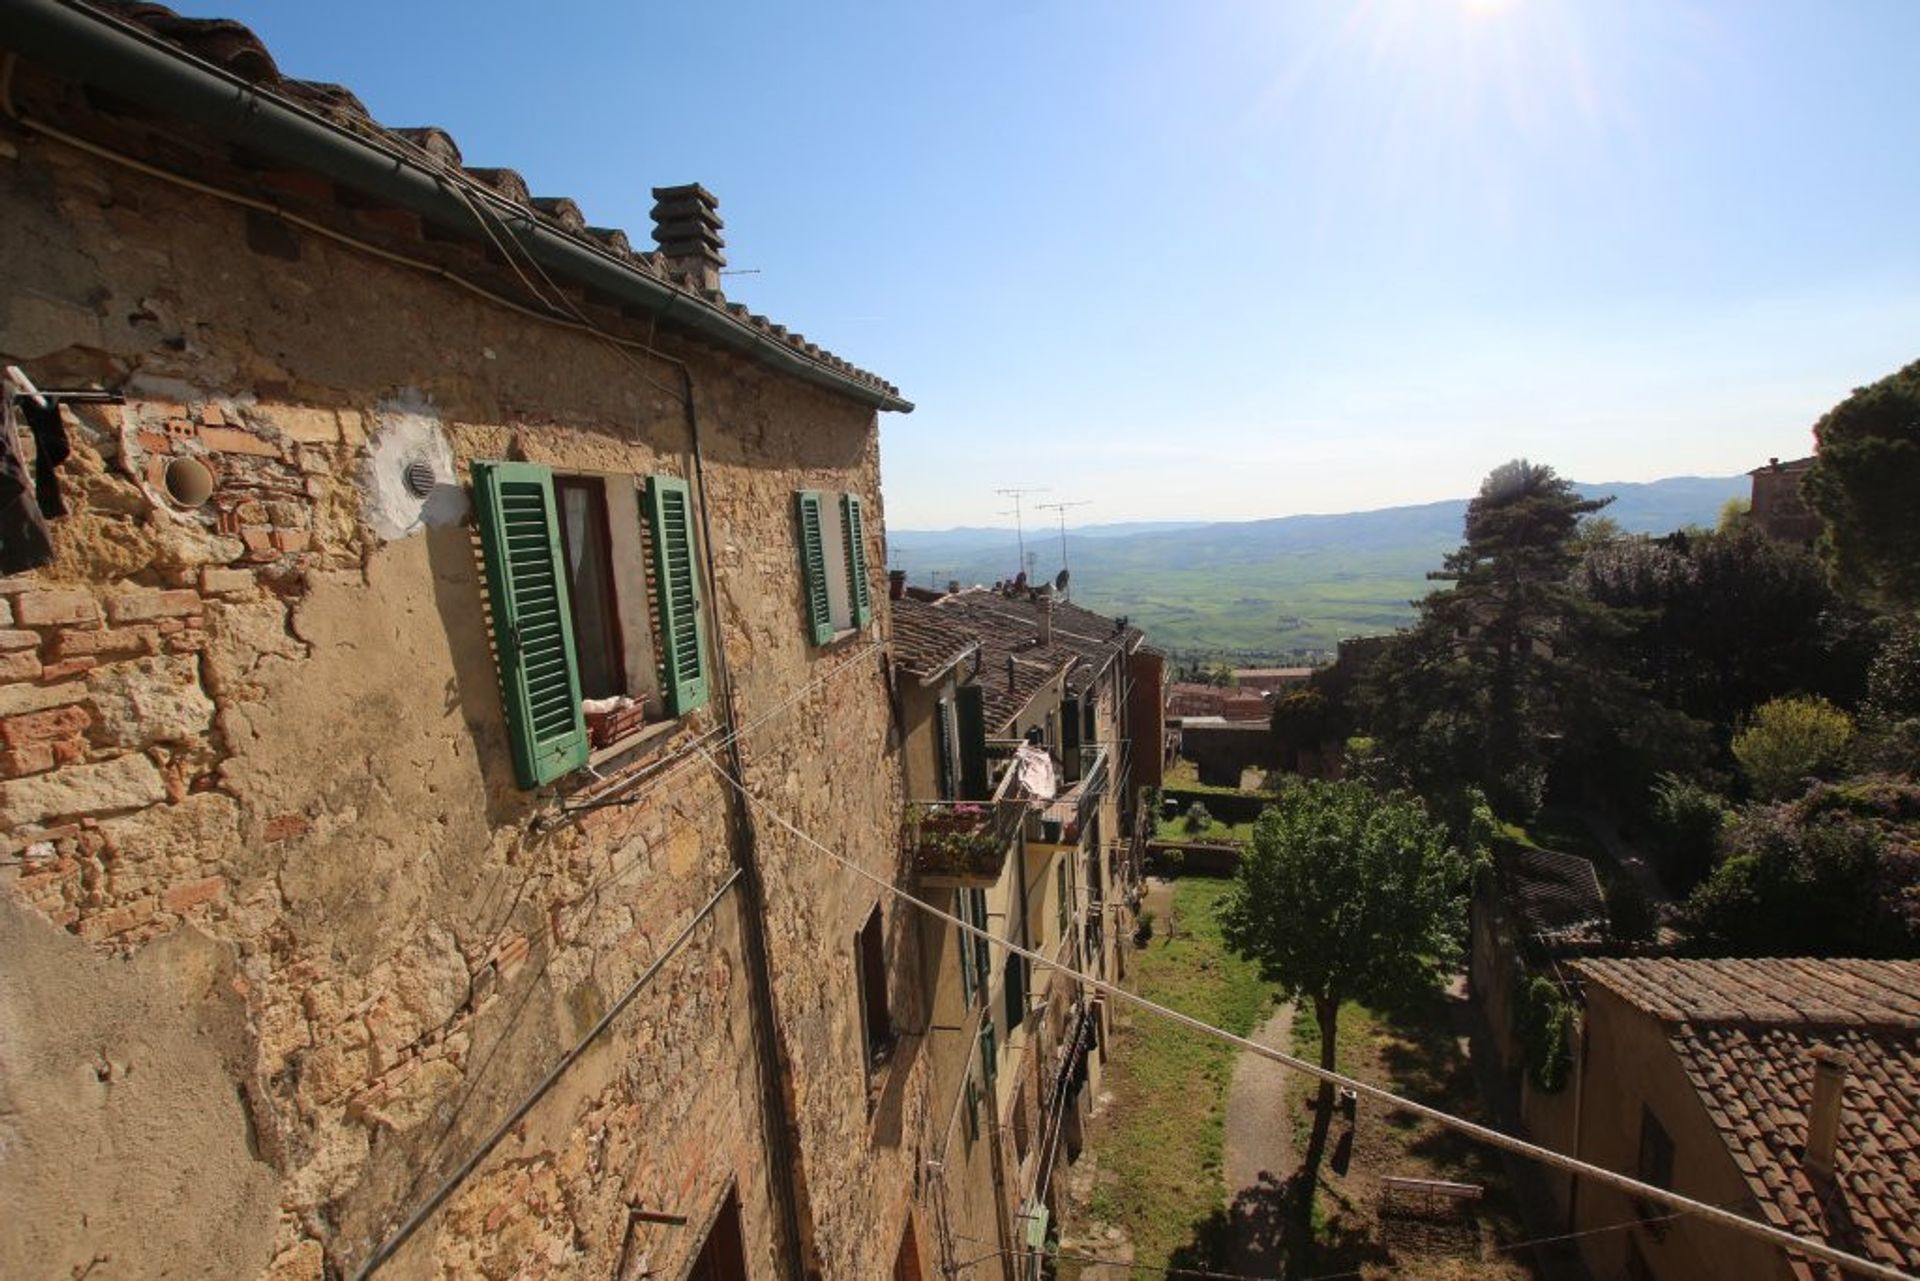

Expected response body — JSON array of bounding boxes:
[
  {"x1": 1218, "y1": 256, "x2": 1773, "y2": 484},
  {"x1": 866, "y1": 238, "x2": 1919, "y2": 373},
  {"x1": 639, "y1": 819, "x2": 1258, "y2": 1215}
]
[{"x1": 1, "y1": 0, "x2": 912, "y2": 415}]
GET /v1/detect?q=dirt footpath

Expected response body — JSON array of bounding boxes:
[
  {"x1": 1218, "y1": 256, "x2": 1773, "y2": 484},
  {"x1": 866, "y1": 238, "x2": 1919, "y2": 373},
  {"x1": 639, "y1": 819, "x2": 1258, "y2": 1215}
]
[{"x1": 1222, "y1": 1000, "x2": 1298, "y2": 1276}]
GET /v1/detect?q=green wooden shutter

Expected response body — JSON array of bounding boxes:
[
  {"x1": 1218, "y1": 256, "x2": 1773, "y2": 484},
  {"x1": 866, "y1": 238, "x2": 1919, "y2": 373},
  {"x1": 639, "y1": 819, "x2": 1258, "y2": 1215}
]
[
  {"x1": 981, "y1": 1016, "x2": 998, "y2": 1083},
  {"x1": 472, "y1": 461, "x2": 588, "y2": 788},
  {"x1": 644, "y1": 475, "x2": 709, "y2": 715},
  {"x1": 1061, "y1": 695, "x2": 1081, "y2": 758},
  {"x1": 970, "y1": 888, "x2": 991, "y2": 994},
  {"x1": 956, "y1": 683, "x2": 988, "y2": 799},
  {"x1": 956, "y1": 891, "x2": 976, "y2": 1006},
  {"x1": 964, "y1": 1077, "x2": 980, "y2": 1142},
  {"x1": 934, "y1": 698, "x2": 956, "y2": 800},
  {"x1": 794, "y1": 490, "x2": 833, "y2": 645},
  {"x1": 841, "y1": 492, "x2": 873, "y2": 626},
  {"x1": 1057, "y1": 857, "x2": 1070, "y2": 936}
]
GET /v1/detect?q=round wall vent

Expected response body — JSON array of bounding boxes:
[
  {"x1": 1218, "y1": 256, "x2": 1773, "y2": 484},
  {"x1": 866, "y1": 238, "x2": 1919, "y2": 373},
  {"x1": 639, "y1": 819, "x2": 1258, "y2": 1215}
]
[{"x1": 402, "y1": 460, "x2": 437, "y2": 498}]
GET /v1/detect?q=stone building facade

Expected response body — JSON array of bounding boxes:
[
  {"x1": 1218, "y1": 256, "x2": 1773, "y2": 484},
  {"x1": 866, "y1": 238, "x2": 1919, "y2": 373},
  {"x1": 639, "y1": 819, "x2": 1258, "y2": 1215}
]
[
  {"x1": 889, "y1": 586, "x2": 1148, "y2": 1277},
  {"x1": 0, "y1": 5, "x2": 946, "y2": 1279}
]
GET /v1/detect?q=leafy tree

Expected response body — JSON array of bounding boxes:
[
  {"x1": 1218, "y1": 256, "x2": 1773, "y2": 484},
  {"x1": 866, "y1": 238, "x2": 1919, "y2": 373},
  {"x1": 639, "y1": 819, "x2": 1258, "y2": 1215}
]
[
  {"x1": 1717, "y1": 497, "x2": 1751, "y2": 533},
  {"x1": 1577, "y1": 528, "x2": 1867, "y2": 733},
  {"x1": 1732, "y1": 695, "x2": 1854, "y2": 800},
  {"x1": 1647, "y1": 774, "x2": 1731, "y2": 892},
  {"x1": 1270, "y1": 688, "x2": 1339, "y2": 769},
  {"x1": 1867, "y1": 617, "x2": 1920, "y2": 718},
  {"x1": 1218, "y1": 780, "x2": 1472, "y2": 1263},
  {"x1": 1359, "y1": 460, "x2": 1641, "y2": 815},
  {"x1": 1856, "y1": 620, "x2": 1920, "y2": 774},
  {"x1": 1804, "y1": 357, "x2": 1920, "y2": 610},
  {"x1": 1683, "y1": 780, "x2": 1920, "y2": 957}
]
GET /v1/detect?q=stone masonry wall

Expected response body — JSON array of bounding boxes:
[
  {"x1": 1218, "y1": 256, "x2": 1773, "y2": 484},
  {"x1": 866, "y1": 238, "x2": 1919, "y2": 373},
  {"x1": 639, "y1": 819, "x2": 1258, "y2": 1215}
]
[{"x1": 1, "y1": 92, "x2": 918, "y2": 1281}]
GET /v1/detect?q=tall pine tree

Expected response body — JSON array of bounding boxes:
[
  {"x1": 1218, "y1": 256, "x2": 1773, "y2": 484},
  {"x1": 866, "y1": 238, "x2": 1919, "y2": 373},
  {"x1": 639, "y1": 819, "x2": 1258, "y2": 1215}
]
[{"x1": 1362, "y1": 460, "x2": 1652, "y2": 815}]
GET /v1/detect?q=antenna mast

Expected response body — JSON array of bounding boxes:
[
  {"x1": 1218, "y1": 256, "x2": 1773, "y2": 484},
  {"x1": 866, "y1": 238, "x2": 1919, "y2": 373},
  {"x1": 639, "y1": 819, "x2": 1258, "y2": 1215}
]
[
  {"x1": 1035, "y1": 500, "x2": 1091, "y2": 595},
  {"x1": 994, "y1": 487, "x2": 1048, "y2": 581}
]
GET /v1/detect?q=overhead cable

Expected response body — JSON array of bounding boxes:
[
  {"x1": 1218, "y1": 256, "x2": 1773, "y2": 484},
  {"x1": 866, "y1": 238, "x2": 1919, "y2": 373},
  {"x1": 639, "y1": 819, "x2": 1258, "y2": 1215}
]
[
  {"x1": 353, "y1": 868, "x2": 742, "y2": 1279},
  {"x1": 691, "y1": 745, "x2": 1918, "y2": 1281}
]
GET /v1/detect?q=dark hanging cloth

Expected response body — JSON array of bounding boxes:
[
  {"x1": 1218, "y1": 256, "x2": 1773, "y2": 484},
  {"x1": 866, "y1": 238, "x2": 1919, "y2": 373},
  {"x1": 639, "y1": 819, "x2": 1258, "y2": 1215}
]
[
  {"x1": 0, "y1": 400, "x2": 54, "y2": 572},
  {"x1": 17, "y1": 397, "x2": 70, "y2": 518}
]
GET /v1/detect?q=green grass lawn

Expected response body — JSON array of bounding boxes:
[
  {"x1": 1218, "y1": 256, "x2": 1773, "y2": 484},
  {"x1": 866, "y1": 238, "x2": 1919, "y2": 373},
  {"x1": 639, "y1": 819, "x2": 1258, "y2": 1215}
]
[
  {"x1": 1154, "y1": 815, "x2": 1258, "y2": 844},
  {"x1": 1075, "y1": 878, "x2": 1284, "y2": 1273}
]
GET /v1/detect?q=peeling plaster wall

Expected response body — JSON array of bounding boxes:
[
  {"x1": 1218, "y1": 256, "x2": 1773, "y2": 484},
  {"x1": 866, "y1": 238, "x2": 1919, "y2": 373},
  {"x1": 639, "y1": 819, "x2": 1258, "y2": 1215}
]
[{"x1": 0, "y1": 96, "x2": 919, "y2": 1281}]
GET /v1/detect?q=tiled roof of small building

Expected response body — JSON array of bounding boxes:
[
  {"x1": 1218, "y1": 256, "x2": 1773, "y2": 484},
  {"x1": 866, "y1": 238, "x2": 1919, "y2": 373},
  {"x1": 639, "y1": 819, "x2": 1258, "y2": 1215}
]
[
  {"x1": 890, "y1": 590, "x2": 1141, "y2": 732},
  {"x1": 1495, "y1": 845, "x2": 1606, "y2": 938},
  {"x1": 1576, "y1": 958, "x2": 1920, "y2": 1274},
  {"x1": 59, "y1": 1, "x2": 905, "y2": 408}
]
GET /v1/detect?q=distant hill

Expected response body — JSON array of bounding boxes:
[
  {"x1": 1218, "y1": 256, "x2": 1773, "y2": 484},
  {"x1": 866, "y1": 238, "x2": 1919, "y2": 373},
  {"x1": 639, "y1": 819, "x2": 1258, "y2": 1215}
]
[{"x1": 886, "y1": 475, "x2": 1748, "y2": 662}]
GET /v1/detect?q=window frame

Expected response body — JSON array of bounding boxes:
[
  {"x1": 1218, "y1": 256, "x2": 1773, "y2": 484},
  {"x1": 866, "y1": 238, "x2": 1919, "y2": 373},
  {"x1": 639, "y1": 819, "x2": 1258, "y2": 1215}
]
[
  {"x1": 794, "y1": 487, "x2": 874, "y2": 645},
  {"x1": 553, "y1": 474, "x2": 628, "y2": 700},
  {"x1": 472, "y1": 460, "x2": 711, "y2": 788},
  {"x1": 855, "y1": 904, "x2": 895, "y2": 1078}
]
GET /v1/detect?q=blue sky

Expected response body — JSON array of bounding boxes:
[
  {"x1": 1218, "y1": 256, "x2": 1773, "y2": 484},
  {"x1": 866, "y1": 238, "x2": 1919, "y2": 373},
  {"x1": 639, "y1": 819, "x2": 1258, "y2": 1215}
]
[{"x1": 180, "y1": 0, "x2": 1920, "y2": 528}]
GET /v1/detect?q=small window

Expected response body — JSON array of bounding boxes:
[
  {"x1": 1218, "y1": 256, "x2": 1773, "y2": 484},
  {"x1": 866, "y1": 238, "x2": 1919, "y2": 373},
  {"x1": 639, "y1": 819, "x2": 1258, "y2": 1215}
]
[
  {"x1": 855, "y1": 905, "x2": 894, "y2": 1074},
  {"x1": 794, "y1": 489, "x2": 873, "y2": 644},
  {"x1": 1005, "y1": 951, "x2": 1027, "y2": 1031},
  {"x1": 473, "y1": 462, "x2": 710, "y2": 788},
  {"x1": 687, "y1": 1188, "x2": 748, "y2": 1281},
  {"x1": 555, "y1": 477, "x2": 625, "y2": 699},
  {"x1": 1635, "y1": 1104, "x2": 1675, "y2": 1239},
  {"x1": 1637, "y1": 1105, "x2": 1674, "y2": 1188}
]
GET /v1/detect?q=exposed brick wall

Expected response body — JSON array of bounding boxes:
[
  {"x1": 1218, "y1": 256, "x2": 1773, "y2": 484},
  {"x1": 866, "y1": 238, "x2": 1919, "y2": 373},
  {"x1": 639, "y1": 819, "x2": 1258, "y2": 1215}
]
[{"x1": 0, "y1": 81, "x2": 923, "y2": 1281}]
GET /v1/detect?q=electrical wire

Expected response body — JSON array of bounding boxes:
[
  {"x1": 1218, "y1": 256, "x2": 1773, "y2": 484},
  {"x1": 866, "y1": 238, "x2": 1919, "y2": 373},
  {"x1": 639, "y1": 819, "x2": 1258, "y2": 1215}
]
[
  {"x1": 946, "y1": 1188, "x2": 1757, "y2": 1281},
  {"x1": 690, "y1": 745, "x2": 1919, "y2": 1281},
  {"x1": 352, "y1": 867, "x2": 742, "y2": 1279}
]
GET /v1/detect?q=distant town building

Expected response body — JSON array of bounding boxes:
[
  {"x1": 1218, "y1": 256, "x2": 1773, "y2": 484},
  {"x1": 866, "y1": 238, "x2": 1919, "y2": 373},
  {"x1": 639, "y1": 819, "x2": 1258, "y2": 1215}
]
[
  {"x1": 1231, "y1": 666, "x2": 1316, "y2": 695},
  {"x1": 1748, "y1": 456, "x2": 1822, "y2": 546}
]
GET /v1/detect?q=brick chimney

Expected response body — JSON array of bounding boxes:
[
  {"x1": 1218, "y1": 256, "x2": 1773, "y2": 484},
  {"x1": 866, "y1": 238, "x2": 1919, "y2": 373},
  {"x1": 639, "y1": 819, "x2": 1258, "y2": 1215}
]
[
  {"x1": 649, "y1": 184, "x2": 725, "y2": 292},
  {"x1": 1805, "y1": 1045, "x2": 1852, "y2": 1178}
]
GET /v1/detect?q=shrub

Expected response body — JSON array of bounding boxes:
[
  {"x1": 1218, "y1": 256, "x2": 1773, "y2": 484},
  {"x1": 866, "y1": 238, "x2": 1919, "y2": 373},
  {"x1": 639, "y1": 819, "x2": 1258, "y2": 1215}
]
[
  {"x1": 1682, "y1": 790, "x2": 1920, "y2": 957},
  {"x1": 1133, "y1": 909, "x2": 1156, "y2": 945},
  {"x1": 1648, "y1": 774, "x2": 1731, "y2": 892},
  {"x1": 1183, "y1": 800, "x2": 1213, "y2": 833},
  {"x1": 1606, "y1": 876, "x2": 1658, "y2": 943},
  {"x1": 1514, "y1": 976, "x2": 1575, "y2": 1093},
  {"x1": 1732, "y1": 696, "x2": 1854, "y2": 800}
]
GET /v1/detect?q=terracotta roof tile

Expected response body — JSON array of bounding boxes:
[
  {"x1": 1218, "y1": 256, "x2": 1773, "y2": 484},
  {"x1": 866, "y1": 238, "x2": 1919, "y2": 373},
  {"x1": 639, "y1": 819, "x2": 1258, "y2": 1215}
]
[
  {"x1": 890, "y1": 590, "x2": 1141, "y2": 732},
  {"x1": 1577, "y1": 958, "x2": 1920, "y2": 1271},
  {"x1": 75, "y1": 1, "x2": 906, "y2": 407}
]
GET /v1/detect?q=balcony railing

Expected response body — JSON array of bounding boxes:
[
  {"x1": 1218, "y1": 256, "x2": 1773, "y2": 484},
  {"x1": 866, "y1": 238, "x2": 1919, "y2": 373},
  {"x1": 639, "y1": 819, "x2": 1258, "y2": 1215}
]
[
  {"x1": 906, "y1": 794, "x2": 1025, "y2": 887},
  {"x1": 1027, "y1": 744, "x2": 1109, "y2": 848}
]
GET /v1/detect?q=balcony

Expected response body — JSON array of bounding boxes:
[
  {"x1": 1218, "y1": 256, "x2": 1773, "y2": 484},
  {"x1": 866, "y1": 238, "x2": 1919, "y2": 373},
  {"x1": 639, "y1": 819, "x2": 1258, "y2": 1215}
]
[
  {"x1": 1027, "y1": 744, "x2": 1109, "y2": 849},
  {"x1": 906, "y1": 794, "x2": 1025, "y2": 887}
]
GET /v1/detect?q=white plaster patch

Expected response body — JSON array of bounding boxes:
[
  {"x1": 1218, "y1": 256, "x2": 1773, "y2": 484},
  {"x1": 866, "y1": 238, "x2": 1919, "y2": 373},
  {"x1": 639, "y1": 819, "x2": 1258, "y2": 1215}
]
[{"x1": 358, "y1": 394, "x2": 465, "y2": 540}]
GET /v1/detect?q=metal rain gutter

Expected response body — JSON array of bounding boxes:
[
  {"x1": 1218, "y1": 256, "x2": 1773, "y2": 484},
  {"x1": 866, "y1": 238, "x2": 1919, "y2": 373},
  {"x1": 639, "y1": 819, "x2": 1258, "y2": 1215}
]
[{"x1": 3, "y1": 0, "x2": 912, "y2": 414}]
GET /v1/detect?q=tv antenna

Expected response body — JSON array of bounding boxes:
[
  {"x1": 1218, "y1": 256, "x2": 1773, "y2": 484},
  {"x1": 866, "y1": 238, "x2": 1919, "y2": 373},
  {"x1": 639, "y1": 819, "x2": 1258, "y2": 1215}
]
[
  {"x1": 1036, "y1": 500, "x2": 1091, "y2": 596},
  {"x1": 995, "y1": 487, "x2": 1048, "y2": 581}
]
